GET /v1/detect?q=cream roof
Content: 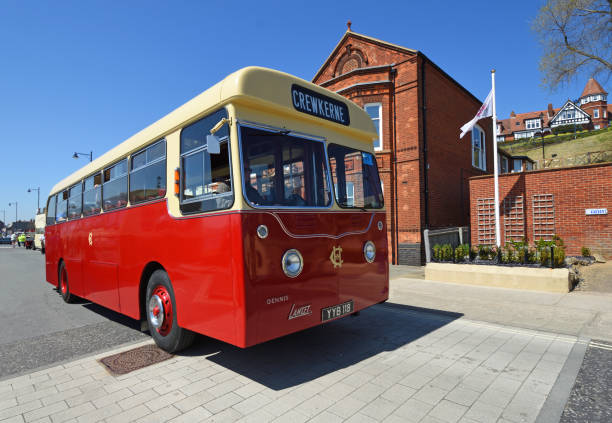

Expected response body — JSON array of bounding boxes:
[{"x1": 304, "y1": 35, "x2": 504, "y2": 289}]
[{"x1": 50, "y1": 66, "x2": 377, "y2": 196}]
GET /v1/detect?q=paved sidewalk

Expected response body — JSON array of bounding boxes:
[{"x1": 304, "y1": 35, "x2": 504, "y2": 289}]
[
  {"x1": 0, "y1": 302, "x2": 581, "y2": 423},
  {"x1": 390, "y1": 274, "x2": 612, "y2": 343}
]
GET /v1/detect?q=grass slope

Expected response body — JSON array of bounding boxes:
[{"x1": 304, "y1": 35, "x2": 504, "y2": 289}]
[{"x1": 500, "y1": 129, "x2": 612, "y2": 163}]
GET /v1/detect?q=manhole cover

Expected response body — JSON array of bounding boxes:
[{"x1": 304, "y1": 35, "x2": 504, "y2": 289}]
[{"x1": 99, "y1": 344, "x2": 173, "y2": 375}]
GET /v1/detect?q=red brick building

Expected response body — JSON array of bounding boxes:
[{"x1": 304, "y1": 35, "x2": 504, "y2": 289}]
[
  {"x1": 469, "y1": 163, "x2": 612, "y2": 259},
  {"x1": 497, "y1": 78, "x2": 611, "y2": 142},
  {"x1": 313, "y1": 28, "x2": 494, "y2": 265}
]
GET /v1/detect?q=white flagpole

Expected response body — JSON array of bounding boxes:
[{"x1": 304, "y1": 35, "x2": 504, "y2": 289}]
[{"x1": 491, "y1": 70, "x2": 501, "y2": 247}]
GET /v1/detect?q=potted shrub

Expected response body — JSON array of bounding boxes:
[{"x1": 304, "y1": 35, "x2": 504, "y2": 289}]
[
  {"x1": 441, "y1": 244, "x2": 453, "y2": 262},
  {"x1": 433, "y1": 244, "x2": 442, "y2": 262}
]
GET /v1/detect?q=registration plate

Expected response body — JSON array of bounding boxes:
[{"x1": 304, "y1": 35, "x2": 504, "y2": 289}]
[{"x1": 321, "y1": 300, "x2": 354, "y2": 322}]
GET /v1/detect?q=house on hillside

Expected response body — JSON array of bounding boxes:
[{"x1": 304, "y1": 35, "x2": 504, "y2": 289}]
[
  {"x1": 497, "y1": 78, "x2": 611, "y2": 142},
  {"x1": 498, "y1": 149, "x2": 535, "y2": 174},
  {"x1": 313, "y1": 24, "x2": 494, "y2": 265}
]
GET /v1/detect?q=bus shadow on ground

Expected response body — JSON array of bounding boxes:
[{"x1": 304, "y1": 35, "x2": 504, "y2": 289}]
[
  {"x1": 81, "y1": 301, "x2": 143, "y2": 332},
  {"x1": 184, "y1": 303, "x2": 463, "y2": 391}
]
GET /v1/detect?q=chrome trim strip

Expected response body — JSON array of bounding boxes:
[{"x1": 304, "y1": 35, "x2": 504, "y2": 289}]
[{"x1": 269, "y1": 211, "x2": 375, "y2": 239}]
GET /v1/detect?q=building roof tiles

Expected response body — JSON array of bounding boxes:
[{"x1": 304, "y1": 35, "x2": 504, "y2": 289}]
[{"x1": 581, "y1": 77, "x2": 607, "y2": 98}]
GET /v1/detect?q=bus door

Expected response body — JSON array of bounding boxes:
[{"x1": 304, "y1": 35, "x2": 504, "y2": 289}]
[
  {"x1": 63, "y1": 185, "x2": 85, "y2": 296},
  {"x1": 327, "y1": 144, "x2": 387, "y2": 307},
  {"x1": 82, "y1": 166, "x2": 124, "y2": 312}
]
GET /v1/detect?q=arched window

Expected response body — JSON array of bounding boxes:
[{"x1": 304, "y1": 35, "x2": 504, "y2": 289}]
[{"x1": 472, "y1": 125, "x2": 486, "y2": 171}]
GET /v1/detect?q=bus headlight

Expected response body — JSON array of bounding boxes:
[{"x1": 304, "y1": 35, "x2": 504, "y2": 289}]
[
  {"x1": 364, "y1": 241, "x2": 376, "y2": 263},
  {"x1": 282, "y1": 249, "x2": 303, "y2": 278}
]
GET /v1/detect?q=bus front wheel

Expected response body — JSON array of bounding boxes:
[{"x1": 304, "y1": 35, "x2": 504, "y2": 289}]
[
  {"x1": 145, "y1": 270, "x2": 194, "y2": 353},
  {"x1": 58, "y1": 262, "x2": 75, "y2": 303}
]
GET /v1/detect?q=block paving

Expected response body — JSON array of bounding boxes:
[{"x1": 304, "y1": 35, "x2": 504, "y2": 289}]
[{"x1": 0, "y1": 305, "x2": 577, "y2": 423}]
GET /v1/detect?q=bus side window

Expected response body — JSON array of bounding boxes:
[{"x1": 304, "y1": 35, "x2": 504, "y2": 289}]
[
  {"x1": 129, "y1": 139, "x2": 166, "y2": 204},
  {"x1": 102, "y1": 159, "x2": 128, "y2": 211},
  {"x1": 56, "y1": 190, "x2": 68, "y2": 222},
  {"x1": 179, "y1": 109, "x2": 233, "y2": 214},
  {"x1": 46, "y1": 195, "x2": 56, "y2": 225},
  {"x1": 83, "y1": 173, "x2": 102, "y2": 216},
  {"x1": 68, "y1": 182, "x2": 82, "y2": 220}
]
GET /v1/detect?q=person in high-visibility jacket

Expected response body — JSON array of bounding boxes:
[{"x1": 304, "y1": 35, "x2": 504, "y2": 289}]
[{"x1": 18, "y1": 233, "x2": 26, "y2": 247}]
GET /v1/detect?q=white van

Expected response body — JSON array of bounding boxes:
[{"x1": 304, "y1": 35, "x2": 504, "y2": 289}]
[{"x1": 34, "y1": 212, "x2": 46, "y2": 251}]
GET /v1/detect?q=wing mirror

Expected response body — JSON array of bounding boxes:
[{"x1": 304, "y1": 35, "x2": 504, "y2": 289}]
[
  {"x1": 207, "y1": 117, "x2": 231, "y2": 155},
  {"x1": 206, "y1": 134, "x2": 220, "y2": 155}
]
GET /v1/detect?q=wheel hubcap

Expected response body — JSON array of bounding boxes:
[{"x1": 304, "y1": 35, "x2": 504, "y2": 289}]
[{"x1": 148, "y1": 286, "x2": 173, "y2": 336}]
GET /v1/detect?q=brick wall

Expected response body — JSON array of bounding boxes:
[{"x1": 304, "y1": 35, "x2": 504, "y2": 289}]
[
  {"x1": 581, "y1": 100, "x2": 609, "y2": 129},
  {"x1": 314, "y1": 32, "x2": 494, "y2": 265},
  {"x1": 424, "y1": 60, "x2": 493, "y2": 229},
  {"x1": 469, "y1": 163, "x2": 612, "y2": 258}
]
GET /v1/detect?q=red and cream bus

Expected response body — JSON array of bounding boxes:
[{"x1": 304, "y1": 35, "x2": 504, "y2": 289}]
[{"x1": 45, "y1": 67, "x2": 388, "y2": 352}]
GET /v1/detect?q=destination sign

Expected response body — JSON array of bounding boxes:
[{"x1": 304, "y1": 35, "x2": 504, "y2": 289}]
[{"x1": 291, "y1": 84, "x2": 350, "y2": 126}]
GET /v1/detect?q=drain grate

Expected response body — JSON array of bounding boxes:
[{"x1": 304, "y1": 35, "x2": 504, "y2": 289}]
[{"x1": 99, "y1": 344, "x2": 174, "y2": 375}]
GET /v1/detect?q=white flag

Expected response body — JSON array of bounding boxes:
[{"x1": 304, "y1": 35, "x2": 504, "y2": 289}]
[{"x1": 460, "y1": 89, "x2": 493, "y2": 139}]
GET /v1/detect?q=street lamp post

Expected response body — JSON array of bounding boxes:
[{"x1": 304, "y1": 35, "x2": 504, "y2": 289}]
[
  {"x1": 73, "y1": 151, "x2": 93, "y2": 162},
  {"x1": 8, "y1": 202, "x2": 18, "y2": 224},
  {"x1": 28, "y1": 187, "x2": 40, "y2": 212}
]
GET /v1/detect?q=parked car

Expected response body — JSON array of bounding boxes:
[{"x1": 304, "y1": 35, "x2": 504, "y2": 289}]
[{"x1": 0, "y1": 237, "x2": 11, "y2": 245}]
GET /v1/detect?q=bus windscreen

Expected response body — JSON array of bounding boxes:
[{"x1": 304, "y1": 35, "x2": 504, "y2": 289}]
[
  {"x1": 328, "y1": 143, "x2": 384, "y2": 209},
  {"x1": 240, "y1": 126, "x2": 332, "y2": 208}
]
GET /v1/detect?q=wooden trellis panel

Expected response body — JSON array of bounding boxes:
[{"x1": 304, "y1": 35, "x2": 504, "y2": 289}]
[
  {"x1": 503, "y1": 196, "x2": 524, "y2": 242},
  {"x1": 477, "y1": 197, "x2": 496, "y2": 245},
  {"x1": 533, "y1": 194, "x2": 555, "y2": 240}
]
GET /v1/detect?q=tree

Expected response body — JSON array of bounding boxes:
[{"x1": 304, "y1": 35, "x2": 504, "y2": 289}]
[{"x1": 532, "y1": 0, "x2": 612, "y2": 90}]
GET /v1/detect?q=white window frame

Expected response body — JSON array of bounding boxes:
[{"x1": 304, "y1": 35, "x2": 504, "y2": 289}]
[
  {"x1": 594, "y1": 108, "x2": 599, "y2": 118},
  {"x1": 364, "y1": 103, "x2": 383, "y2": 151},
  {"x1": 346, "y1": 182, "x2": 355, "y2": 206},
  {"x1": 525, "y1": 118, "x2": 541, "y2": 130},
  {"x1": 472, "y1": 124, "x2": 486, "y2": 171}
]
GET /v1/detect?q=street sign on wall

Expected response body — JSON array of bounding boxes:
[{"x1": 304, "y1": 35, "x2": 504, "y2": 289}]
[{"x1": 585, "y1": 208, "x2": 608, "y2": 215}]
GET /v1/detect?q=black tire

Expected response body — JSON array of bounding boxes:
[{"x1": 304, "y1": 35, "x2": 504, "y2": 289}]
[
  {"x1": 146, "y1": 270, "x2": 194, "y2": 353},
  {"x1": 58, "y1": 262, "x2": 76, "y2": 303}
]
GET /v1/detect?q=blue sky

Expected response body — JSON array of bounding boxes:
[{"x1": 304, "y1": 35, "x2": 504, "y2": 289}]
[{"x1": 0, "y1": 0, "x2": 604, "y2": 224}]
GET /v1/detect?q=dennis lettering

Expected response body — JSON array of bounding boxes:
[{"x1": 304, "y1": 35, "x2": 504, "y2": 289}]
[
  {"x1": 291, "y1": 84, "x2": 350, "y2": 126},
  {"x1": 288, "y1": 303, "x2": 312, "y2": 320},
  {"x1": 266, "y1": 295, "x2": 289, "y2": 305}
]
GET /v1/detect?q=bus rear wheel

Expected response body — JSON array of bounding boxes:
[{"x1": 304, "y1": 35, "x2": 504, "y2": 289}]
[
  {"x1": 58, "y1": 262, "x2": 75, "y2": 303},
  {"x1": 146, "y1": 270, "x2": 194, "y2": 353}
]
